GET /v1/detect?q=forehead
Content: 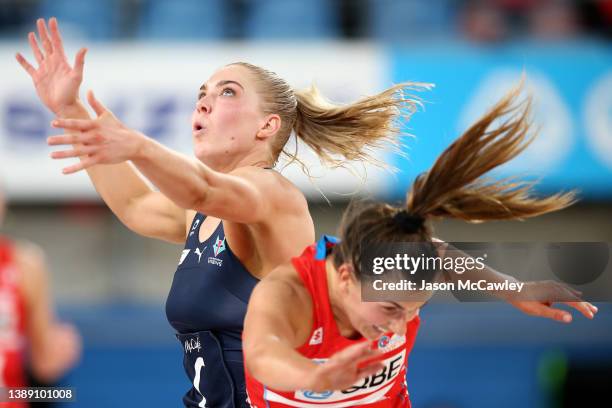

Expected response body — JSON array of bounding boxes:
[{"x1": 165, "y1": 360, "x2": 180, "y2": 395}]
[
  {"x1": 364, "y1": 300, "x2": 425, "y2": 308},
  {"x1": 203, "y1": 65, "x2": 254, "y2": 89},
  {"x1": 397, "y1": 300, "x2": 427, "y2": 309}
]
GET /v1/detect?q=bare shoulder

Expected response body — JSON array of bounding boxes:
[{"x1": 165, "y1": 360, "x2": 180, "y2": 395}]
[
  {"x1": 230, "y1": 166, "x2": 308, "y2": 212},
  {"x1": 250, "y1": 262, "x2": 313, "y2": 343},
  {"x1": 254, "y1": 262, "x2": 310, "y2": 307}
]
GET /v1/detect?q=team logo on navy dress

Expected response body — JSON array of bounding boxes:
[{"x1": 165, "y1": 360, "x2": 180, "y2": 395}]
[
  {"x1": 213, "y1": 236, "x2": 226, "y2": 256},
  {"x1": 208, "y1": 236, "x2": 226, "y2": 267}
]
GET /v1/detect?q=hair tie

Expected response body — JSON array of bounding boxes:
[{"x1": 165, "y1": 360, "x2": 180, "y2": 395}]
[{"x1": 392, "y1": 210, "x2": 425, "y2": 232}]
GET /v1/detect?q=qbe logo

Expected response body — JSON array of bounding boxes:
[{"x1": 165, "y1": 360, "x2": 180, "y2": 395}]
[
  {"x1": 303, "y1": 391, "x2": 334, "y2": 400},
  {"x1": 294, "y1": 350, "x2": 406, "y2": 404}
]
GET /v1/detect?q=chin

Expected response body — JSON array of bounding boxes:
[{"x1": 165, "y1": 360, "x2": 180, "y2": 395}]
[
  {"x1": 193, "y1": 144, "x2": 213, "y2": 163},
  {"x1": 361, "y1": 326, "x2": 383, "y2": 341}
]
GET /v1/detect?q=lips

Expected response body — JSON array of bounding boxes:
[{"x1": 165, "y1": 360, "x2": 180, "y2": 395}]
[
  {"x1": 365, "y1": 324, "x2": 385, "y2": 340},
  {"x1": 192, "y1": 120, "x2": 206, "y2": 137}
]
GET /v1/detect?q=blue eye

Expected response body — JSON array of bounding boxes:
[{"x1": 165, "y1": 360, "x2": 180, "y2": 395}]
[{"x1": 221, "y1": 88, "x2": 235, "y2": 96}]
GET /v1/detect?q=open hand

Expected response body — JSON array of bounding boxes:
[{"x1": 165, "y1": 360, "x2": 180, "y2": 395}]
[
  {"x1": 305, "y1": 342, "x2": 384, "y2": 393},
  {"x1": 509, "y1": 280, "x2": 598, "y2": 323},
  {"x1": 48, "y1": 90, "x2": 146, "y2": 174},
  {"x1": 16, "y1": 18, "x2": 87, "y2": 116}
]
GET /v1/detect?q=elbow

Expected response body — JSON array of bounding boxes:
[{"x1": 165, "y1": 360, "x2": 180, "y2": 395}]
[
  {"x1": 120, "y1": 209, "x2": 139, "y2": 234},
  {"x1": 30, "y1": 359, "x2": 61, "y2": 384},
  {"x1": 243, "y1": 334, "x2": 274, "y2": 384},
  {"x1": 111, "y1": 196, "x2": 146, "y2": 234},
  {"x1": 243, "y1": 339, "x2": 263, "y2": 380},
  {"x1": 186, "y1": 185, "x2": 210, "y2": 212},
  {"x1": 30, "y1": 325, "x2": 82, "y2": 383},
  {"x1": 30, "y1": 352, "x2": 76, "y2": 384}
]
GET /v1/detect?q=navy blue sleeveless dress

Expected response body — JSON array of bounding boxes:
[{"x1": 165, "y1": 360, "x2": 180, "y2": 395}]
[{"x1": 166, "y1": 213, "x2": 259, "y2": 407}]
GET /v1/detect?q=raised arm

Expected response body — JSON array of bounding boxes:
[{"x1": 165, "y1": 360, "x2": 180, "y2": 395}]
[
  {"x1": 243, "y1": 266, "x2": 383, "y2": 392},
  {"x1": 16, "y1": 18, "x2": 185, "y2": 243},
  {"x1": 49, "y1": 94, "x2": 278, "y2": 225}
]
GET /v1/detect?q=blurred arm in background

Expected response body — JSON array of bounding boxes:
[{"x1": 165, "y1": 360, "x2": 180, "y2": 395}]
[
  {"x1": 16, "y1": 241, "x2": 81, "y2": 383},
  {"x1": 0, "y1": 188, "x2": 80, "y2": 384}
]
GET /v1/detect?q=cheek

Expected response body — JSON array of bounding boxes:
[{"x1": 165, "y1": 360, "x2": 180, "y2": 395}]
[
  {"x1": 362, "y1": 309, "x2": 388, "y2": 326},
  {"x1": 217, "y1": 100, "x2": 255, "y2": 124},
  {"x1": 351, "y1": 304, "x2": 387, "y2": 327},
  {"x1": 215, "y1": 106, "x2": 260, "y2": 141}
]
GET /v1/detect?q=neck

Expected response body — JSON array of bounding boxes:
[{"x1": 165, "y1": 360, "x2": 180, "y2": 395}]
[
  {"x1": 325, "y1": 258, "x2": 361, "y2": 339},
  {"x1": 204, "y1": 149, "x2": 273, "y2": 173}
]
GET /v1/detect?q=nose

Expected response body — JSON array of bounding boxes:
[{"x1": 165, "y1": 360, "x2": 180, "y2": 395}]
[
  {"x1": 390, "y1": 319, "x2": 406, "y2": 335},
  {"x1": 196, "y1": 97, "x2": 211, "y2": 114},
  {"x1": 390, "y1": 309, "x2": 418, "y2": 335}
]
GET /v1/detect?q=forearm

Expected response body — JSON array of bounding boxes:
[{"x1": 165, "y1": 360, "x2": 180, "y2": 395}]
[
  {"x1": 440, "y1": 241, "x2": 519, "y2": 300},
  {"x1": 56, "y1": 102, "x2": 154, "y2": 222},
  {"x1": 246, "y1": 339, "x2": 319, "y2": 392},
  {"x1": 132, "y1": 137, "x2": 212, "y2": 211}
]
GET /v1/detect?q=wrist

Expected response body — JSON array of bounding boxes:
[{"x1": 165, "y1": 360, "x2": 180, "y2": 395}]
[
  {"x1": 304, "y1": 365, "x2": 331, "y2": 393},
  {"x1": 132, "y1": 131, "x2": 155, "y2": 162},
  {"x1": 55, "y1": 101, "x2": 86, "y2": 118}
]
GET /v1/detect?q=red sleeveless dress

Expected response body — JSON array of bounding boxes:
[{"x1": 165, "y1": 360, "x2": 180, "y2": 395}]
[
  {"x1": 0, "y1": 237, "x2": 27, "y2": 407},
  {"x1": 245, "y1": 238, "x2": 420, "y2": 407}
]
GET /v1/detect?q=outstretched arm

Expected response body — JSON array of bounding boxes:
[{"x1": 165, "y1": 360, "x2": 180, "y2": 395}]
[
  {"x1": 16, "y1": 18, "x2": 185, "y2": 243},
  {"x1": 434, "y1": 238, "x2": 598, "y2": 322},
  {"x1": 49, "y1": 93, "x2": 275, "y2": 225},
  {"x1": 243, "y1": 266, "x2": 383, "y2": 392}
]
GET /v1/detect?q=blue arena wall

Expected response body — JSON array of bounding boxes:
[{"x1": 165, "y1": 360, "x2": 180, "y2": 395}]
[{"x1": 386, "y1": 41, "x2": 612, "y2": 200}]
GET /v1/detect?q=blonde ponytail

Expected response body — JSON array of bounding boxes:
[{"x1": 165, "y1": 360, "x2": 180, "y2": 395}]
[
  {"x1": 333, "y1": 83, "x2": 577, "y2": 273},
  {"x1": 292, "y1": 83, "x2": 431, "y2": 168},
  {"x1": 229, "y1": 61, "x2": 430, "y2": 170}
]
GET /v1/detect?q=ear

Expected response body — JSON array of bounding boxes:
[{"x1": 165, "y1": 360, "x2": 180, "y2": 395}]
[
  {"x1": 256, "y1": 114, "x2": 281, "y2": 141},
  {"x1": 336, "y1": 263, "x2": 356, "y2": 293}
]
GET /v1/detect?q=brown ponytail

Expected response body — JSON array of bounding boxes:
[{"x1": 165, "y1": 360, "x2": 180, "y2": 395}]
[
  {"x1": 405, "y1": 83, "x2": 576, "y2": 222},
  {"x1": 333, "y1": 83, "x2": 577, "y2": 275}
]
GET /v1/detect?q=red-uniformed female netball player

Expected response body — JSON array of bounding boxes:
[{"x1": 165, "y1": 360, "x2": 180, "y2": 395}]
[
  {"x1": 242, "y1": 88, "x2": 598, "y2": 408},
  {"x1": 16, "y1": 18, "x2": 429, "y2": 408},
  {"x1": 0, "y1": 189, "x2": 81, "y2": 407}
]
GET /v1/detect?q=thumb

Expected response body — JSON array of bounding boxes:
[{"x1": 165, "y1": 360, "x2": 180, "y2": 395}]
[
  {"x1": 73, "y1": 47, "x2": 87, "y2": 77},
  {"x1": 87, "y1": 89, "x2": 107, "y2": 117}
]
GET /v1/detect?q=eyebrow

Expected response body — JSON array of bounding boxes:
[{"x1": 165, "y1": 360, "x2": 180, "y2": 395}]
[
  {"x1": 199, "y1": 80, "x2": 244, "y2": 94},
  {"x1": 387, "y1": 299, "x2": 430, "y2": 310}
]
